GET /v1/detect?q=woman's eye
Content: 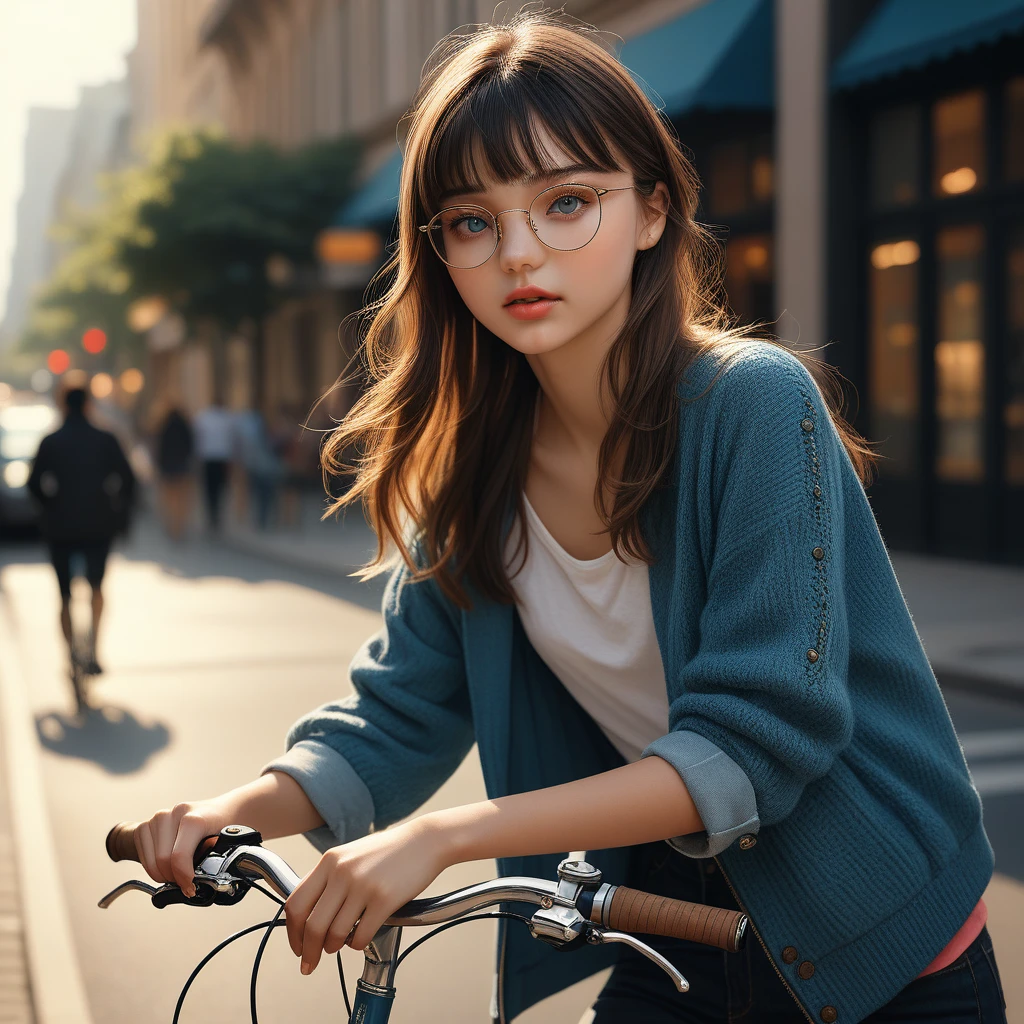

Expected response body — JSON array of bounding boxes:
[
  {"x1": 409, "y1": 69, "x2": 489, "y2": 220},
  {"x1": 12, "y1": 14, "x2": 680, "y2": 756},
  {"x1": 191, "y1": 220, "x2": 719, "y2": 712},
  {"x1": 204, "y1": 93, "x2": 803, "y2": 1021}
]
[
  {"x1": 547, "y1": 194, "x2": 586, "y2": 216},
  {"x1": 450, "y1": 216, "x2": 489, "y2": 234}
]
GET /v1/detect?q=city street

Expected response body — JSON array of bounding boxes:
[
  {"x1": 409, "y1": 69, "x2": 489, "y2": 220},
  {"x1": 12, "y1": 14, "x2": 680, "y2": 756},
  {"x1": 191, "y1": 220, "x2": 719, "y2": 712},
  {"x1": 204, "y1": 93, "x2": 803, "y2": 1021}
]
[
  {"x1": 0, "y1": 519, "x2": 603, "y2": 1024},
  {"x1": 1, "y1": 517, "x2": 1022, "y2": 1023}
]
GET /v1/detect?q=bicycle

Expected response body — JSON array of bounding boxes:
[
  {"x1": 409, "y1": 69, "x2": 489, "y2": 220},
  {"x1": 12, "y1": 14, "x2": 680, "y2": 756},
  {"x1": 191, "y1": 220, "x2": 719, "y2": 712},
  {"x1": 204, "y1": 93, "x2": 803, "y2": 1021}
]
[{"x1": 101, "y1": 822, "x2": 749, "y2": 1023}]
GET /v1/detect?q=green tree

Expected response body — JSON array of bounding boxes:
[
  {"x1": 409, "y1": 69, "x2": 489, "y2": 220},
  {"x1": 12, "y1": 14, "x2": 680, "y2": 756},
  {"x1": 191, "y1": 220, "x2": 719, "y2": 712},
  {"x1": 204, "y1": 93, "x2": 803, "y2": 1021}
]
[{"x1": 23, "y1": 128, "x2": 362, "y2": 396}]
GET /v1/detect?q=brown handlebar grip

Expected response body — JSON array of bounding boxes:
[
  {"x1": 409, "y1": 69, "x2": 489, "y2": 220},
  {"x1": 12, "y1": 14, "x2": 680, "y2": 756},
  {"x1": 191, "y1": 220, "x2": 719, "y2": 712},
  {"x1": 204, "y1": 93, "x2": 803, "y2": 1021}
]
[
  {"x1": 106, "y1": 822, "x2": 142, "y2": 863},
  {"x1": 604, "y1": 887, "x2": 747, "y2": 952}
]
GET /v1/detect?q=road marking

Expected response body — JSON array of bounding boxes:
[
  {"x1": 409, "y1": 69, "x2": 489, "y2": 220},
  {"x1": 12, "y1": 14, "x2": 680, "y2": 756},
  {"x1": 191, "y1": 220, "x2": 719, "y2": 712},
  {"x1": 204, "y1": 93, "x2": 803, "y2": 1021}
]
[
  {"x1": 960, "y1": 730, "x2": 1024, "y2": 760},
  {"x1": 0, "y1": 594, "x2": 93, "y2": 1024}
]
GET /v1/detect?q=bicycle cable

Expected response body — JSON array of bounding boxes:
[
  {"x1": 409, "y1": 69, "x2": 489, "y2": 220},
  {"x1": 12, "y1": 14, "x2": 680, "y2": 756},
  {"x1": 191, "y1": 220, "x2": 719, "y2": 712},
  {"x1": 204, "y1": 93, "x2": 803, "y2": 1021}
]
[
  {"x1": 249, "y1": 903, "x2": 286, "y2": 1024},
  {"x1": 394, "y1": 911, "x2": 532, "y2": 969},
  {"x1": 172, "y1": 918, "x2": 285, "y2": 1024}
]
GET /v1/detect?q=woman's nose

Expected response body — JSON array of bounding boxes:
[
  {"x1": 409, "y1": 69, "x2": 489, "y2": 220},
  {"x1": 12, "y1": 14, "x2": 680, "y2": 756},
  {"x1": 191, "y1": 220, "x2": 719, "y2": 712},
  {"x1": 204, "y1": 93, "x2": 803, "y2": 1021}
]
[{"x1": 495, "y1": 210, "x2": 546, "y2": 273}]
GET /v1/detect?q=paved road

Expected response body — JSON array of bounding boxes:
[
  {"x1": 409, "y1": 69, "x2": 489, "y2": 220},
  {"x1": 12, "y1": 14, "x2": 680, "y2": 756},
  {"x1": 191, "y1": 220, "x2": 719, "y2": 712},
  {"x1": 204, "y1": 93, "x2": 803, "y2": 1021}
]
[{"x1": 1, "y1": 522, "x2": 1022, "y2": 1022}]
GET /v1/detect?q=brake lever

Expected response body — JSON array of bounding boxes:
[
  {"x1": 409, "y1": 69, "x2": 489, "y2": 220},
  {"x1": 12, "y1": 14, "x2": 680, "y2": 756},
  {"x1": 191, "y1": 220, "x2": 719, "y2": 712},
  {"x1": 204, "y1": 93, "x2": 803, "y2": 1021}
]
[
  {"x1": 587, "y1": 928, "x2": 690, "y2": 993},
  {"x1": 98, "y1": 880, "x2": 163, "y2": 908},
  {"x1": 98, "y1": 879, "x2": 249, "y2": 910}
]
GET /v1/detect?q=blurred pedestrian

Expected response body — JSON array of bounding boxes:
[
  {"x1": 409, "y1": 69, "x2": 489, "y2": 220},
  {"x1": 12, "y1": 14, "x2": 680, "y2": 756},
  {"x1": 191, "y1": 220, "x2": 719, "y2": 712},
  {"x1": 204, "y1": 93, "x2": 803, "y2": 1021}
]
[
  {"x1": 155, "y1": 404, "x2": 194, "y2": 540},
  {"x1": 192, "y1": 396, "x2": 234, "y2": 533},
  {"x1": 27, "y1": 386, "x2": 135, "y2": 677},
  {"x1": 234, "y1": 407, "x2": 284, "y2": 530}
]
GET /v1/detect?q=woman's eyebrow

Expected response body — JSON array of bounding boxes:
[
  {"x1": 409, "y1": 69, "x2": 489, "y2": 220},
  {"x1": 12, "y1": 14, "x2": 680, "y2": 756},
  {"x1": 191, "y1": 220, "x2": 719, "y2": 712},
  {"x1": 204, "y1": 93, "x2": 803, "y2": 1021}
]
[{"x1": 439, "y1": 163, "x2": 607, "y2": 202}]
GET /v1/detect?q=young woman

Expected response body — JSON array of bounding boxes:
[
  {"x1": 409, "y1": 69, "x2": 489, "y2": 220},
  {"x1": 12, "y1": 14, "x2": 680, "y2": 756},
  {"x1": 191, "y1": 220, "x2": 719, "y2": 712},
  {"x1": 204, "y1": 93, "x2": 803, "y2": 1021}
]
[{"x1": 130, "y1": 12, "x2": 1006, "y2": 1023}]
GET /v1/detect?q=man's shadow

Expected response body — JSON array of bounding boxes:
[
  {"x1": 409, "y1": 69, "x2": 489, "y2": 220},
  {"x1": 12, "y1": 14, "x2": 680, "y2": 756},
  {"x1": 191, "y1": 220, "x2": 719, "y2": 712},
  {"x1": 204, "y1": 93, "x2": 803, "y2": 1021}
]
[{"x1": 36, "y1": 703, "x2": 170, "y2": 774}]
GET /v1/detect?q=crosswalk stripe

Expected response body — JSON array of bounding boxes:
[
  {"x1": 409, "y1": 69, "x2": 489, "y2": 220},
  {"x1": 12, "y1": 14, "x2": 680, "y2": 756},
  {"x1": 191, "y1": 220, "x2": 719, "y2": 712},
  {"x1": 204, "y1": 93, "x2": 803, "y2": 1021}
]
[{"x1": 959, "y1": 729, "x2": 1024, "y2": 760}]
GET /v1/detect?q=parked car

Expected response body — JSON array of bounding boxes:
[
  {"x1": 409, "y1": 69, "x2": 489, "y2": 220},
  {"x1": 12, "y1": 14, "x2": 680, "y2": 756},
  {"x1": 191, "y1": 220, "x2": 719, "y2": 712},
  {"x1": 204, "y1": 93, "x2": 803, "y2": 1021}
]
[{"x1": 0, "y1": 402, "x2": 59, "y2": 534}]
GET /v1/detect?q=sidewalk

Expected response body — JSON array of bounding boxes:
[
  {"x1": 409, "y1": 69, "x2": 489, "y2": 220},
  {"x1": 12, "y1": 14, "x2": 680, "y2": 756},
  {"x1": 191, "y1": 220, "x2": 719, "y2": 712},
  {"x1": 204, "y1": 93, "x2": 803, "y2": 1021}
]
[{"x1": 223, "y1": 494, "x2": 1024, "y2": 702}]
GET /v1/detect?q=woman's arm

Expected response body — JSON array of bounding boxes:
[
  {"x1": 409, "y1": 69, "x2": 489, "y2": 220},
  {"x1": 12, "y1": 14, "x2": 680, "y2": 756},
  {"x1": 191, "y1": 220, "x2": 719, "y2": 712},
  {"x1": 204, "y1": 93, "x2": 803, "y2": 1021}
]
[
  {"x1": 285, "y1": 757, "x2": 703, "y2": 974},
  {"x1": 434, "y1": 756, "x2": 703, "y2": 862}
]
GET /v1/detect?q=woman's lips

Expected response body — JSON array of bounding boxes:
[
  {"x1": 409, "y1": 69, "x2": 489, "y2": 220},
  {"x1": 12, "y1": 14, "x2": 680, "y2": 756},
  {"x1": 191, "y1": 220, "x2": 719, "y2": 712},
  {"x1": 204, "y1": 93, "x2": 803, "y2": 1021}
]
[{"x1": 504, "y1": 297, "x2": 560, "y2": 320}]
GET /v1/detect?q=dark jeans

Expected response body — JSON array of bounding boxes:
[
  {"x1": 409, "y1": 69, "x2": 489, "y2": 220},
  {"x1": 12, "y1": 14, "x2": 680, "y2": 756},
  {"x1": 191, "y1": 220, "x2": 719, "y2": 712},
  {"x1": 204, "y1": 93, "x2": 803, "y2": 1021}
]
[
  {"x1": 201, "y1": 459, "x2": 229, "y2": 531},
  {"x1": 591, "y1": 844, "x2": 1007, "y2": 1023}
]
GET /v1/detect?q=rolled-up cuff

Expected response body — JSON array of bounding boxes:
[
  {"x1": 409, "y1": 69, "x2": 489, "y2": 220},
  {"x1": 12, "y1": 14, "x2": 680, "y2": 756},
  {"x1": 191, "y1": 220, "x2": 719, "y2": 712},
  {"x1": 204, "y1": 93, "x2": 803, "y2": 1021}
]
[
  {"x1": 262, "y1": 738, "x2": 375, "y2": 854},
  {"x1": 641, "y1": 730, "x2": 759, "y2": 859}
]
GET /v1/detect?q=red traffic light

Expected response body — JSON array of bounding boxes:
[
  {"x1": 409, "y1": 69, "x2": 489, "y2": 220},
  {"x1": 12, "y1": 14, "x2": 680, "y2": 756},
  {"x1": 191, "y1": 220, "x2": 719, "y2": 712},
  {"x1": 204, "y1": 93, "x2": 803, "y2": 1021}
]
[
  {"x1": 47, "y1": 349, "x2": 71, "y2": 374},
  {"x1": 83, "y1": 327, "x2": 107, "y2": 354}
]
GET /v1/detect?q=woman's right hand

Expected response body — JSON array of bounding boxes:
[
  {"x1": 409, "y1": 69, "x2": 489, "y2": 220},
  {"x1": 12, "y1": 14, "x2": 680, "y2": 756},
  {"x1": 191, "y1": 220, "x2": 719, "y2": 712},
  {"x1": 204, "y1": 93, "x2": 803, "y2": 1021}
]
[{"x1": 133, "y1": 798, "x2": 235, "y2": 898}]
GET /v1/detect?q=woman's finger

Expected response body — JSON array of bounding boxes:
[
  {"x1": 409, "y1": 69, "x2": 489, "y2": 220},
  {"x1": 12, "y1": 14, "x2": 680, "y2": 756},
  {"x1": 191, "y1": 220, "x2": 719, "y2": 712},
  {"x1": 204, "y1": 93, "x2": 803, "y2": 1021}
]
[
  {"x1": 300, "y1": 885, "x2": 354, "y2": 975},
  {"x1": 151, "y1": 811, "x2": 179, "y2": 884},
  {"x1": 349, "y1": 902, "x2": 388, "y2": 952},
  {"x1": 135, "y1": 821, "x2": 161, "y2": 883},
  {"x1": 322, "y1": 900, "x2": 362, "y2": 955},
  {"x1": 285, "y1": 869, "x2": 328, "y2": 959}
]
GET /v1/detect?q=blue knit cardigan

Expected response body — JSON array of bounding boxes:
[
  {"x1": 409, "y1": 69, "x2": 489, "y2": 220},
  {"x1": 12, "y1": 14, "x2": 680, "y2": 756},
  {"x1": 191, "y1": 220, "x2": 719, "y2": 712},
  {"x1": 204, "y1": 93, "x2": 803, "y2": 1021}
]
[{"x1": 265, "y1": 342, "x2": 992, "y2": 1024}]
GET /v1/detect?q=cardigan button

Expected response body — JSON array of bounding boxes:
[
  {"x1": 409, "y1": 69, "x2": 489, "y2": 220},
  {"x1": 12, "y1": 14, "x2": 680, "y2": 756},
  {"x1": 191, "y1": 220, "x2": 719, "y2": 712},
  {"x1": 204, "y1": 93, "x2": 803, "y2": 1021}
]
[
  {"x1": 820, "y1": 1007, "x2": 838, "y2": 1023},
  {"x1": 807, "y1": 649, "x2": 820, "y2": 663},
  {"x1": 782, "y1": 946, "x2": 798, "y2": 964},
  {"x1": 812, "y1": 546, "x2": 825, "y2": 561},
  {"x1": 738, "y1": 834, "x2": 757, "y2": 850},
  {"x1": 801, "y1": 418, "x2": 814, "y2": 432},
  {"x1": 798, "y1": 961, "x2": 816, "y2": 979},
  {"x1": 813, "y1": 485, "x2": 822, "y2": 498}
]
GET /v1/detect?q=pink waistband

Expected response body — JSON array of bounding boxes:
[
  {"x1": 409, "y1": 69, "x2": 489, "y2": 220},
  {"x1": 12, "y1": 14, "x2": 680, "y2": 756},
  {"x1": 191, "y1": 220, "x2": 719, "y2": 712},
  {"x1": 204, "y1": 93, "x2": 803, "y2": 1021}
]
[{"x1": 916, "y1": 898, "x2": 987, "y2": 978}]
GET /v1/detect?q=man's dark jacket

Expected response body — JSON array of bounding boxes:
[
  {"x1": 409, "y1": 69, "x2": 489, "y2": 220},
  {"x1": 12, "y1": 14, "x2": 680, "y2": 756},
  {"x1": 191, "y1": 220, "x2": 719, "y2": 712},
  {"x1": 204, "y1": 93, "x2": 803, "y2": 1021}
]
[{"x1": 27, "y1": 412, "x2": 136, "y2": 543}]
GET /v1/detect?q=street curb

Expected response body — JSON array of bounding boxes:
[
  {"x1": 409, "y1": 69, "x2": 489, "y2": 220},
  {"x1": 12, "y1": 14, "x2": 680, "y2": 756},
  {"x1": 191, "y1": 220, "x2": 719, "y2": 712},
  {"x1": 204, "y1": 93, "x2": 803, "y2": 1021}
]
[{"x1": 0, "y1": 593, "x2": 93, "y2": 1024}]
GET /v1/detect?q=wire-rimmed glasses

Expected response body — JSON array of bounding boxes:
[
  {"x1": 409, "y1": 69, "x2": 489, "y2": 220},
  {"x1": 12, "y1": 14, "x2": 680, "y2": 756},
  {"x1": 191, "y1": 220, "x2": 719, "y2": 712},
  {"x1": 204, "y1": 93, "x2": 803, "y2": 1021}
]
[{"x1": 418, "y1": 182, "x2": 639, "y2": 269}]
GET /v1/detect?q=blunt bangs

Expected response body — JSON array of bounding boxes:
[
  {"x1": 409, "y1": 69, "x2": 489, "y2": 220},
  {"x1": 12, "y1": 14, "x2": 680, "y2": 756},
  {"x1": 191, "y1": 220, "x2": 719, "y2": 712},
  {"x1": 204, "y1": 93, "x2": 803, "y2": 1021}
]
[{"x1": 417, "y1": 67, "x2": 626, "y2": 216}]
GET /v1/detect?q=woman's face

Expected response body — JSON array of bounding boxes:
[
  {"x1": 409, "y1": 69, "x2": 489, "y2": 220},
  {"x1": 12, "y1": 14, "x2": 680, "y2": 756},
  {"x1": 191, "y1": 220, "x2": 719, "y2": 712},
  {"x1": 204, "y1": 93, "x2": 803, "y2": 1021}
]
[{"x1": 436, "y1": 127, "x2": 668, "y2": 358}]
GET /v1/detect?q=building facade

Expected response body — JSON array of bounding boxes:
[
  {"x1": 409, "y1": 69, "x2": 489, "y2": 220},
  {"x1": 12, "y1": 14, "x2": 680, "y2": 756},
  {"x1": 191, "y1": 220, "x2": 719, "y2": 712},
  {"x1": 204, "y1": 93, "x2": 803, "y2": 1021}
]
[{"x1": 126, "y1": 0, "x2": 1024, "y2": 561}]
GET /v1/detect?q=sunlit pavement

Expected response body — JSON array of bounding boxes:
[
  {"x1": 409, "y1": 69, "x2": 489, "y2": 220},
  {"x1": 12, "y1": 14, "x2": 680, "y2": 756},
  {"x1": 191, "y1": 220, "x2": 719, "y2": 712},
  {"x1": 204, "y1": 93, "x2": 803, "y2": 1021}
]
[
  {"x1": 0, "y1": 517, "x2": 1022, "y2": 1022},
  {"x1": 0, "y1": 519, "x2": 603, "y2": 1023}
]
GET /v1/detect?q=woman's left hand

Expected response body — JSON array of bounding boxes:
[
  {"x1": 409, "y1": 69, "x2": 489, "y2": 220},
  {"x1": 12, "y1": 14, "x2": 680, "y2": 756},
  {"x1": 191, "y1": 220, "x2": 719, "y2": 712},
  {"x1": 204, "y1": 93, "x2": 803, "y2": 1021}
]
[{"x1": 285, "y1": 817, "x2": 450, "y2": 974}]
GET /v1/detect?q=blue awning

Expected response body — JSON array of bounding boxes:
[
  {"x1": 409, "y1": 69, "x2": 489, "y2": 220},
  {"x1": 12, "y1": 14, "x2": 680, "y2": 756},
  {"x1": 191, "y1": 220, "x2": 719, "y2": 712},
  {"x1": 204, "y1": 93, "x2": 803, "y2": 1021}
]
[
  {"x1": 619, "y1": 0, "x2": 772, "y2": 115},
  {"x1": 832, "y1": 0, "x2": 1024, "y2": 89},
  {"x1": 336, "y1": 148, "x2": 403, "y2": 228},
  {"x1": 335, "y1": 0, "x2": 772, "y2": 228}
]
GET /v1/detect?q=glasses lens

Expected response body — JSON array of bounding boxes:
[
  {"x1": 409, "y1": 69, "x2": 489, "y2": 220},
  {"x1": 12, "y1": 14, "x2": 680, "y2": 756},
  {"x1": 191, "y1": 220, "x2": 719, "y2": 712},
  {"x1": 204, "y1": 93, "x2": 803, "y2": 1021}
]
[
  {"x1": 529, "y1": 184, "x2": 602, "y2": 251},
  {"x1": 427, "y1": 207, "x2": 497, "y2": 268}
]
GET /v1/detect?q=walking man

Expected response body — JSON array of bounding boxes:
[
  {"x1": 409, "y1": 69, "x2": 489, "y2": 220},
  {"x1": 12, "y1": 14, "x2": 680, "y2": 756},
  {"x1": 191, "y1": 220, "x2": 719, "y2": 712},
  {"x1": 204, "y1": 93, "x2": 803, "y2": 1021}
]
[
  {"x1": 192, "y1": 396, "x2": 234, "y2": 532},
  {"x1": 28, "y1": 386, "x2": 135, "y2": 676}
]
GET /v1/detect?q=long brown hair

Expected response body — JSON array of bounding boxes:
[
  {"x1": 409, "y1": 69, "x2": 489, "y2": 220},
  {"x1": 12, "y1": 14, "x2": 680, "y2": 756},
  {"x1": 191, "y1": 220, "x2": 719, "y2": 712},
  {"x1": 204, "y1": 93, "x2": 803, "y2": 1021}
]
[{"x1": 323, "y1": 8, "x2": 874, "y2": 609}]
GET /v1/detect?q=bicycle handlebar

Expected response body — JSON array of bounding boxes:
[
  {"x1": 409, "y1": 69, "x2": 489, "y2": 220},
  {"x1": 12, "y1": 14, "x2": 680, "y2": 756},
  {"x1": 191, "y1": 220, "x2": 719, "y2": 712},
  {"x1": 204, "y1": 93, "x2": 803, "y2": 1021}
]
[{"x1": 103, "y1": 821, "x2": 747, "y2": 953}]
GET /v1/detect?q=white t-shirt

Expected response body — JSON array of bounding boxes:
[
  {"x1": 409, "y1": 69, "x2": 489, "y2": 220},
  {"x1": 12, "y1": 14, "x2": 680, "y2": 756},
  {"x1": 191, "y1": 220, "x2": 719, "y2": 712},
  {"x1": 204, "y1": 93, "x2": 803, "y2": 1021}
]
[
  {"x1": 193, "y1": 406, "x2": 236, "y2": 461},
  {"x1": 505, "y1": 493, "x2": 670, "y2": 763}
]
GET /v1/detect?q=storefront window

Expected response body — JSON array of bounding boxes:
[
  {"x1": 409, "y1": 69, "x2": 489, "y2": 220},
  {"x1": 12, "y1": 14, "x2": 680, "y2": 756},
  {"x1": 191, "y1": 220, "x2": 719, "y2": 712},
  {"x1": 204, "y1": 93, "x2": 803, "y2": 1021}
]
[
  {"x1": 870, "y1": 104, "x2": 920, "y2": 207},
  {"x1": 708, "y1": 134, "x2": 773, "y2": 217},
  {"x1": 1005, "y1": 76, "x2": 1024, "y2": 183},
  {"x1": 869, "y1": 238, "x2": 920, "y2": 477},
  {"x1": 936, "y1": 225, "x2": 985, "y2": 482},
  {"x1": 933, "y1": 90, "x2": 985, "y2": 197},
  {"x1": 723, "y1": 234, "x2": 773, "y2": 328},
  {"x1": 1006, "y1": 226, "x2": 1024, "y2": 484}
]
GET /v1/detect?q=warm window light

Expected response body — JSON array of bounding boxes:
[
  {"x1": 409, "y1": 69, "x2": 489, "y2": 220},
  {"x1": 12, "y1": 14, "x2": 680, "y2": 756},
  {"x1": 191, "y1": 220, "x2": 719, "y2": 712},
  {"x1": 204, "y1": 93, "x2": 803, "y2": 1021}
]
[
  {"x1": 743, "y1": 244, "x2": 769, "y2": 269},
  {"x1": 940, "y1": 167, "x2": 978, "y2": 195},
  {"x1": 90, "y1": 373, "x2": 114, "y2": 399},
  {"x1": 126, "y1": 296, "x2": 168, "y2": 333},
  {"x1": 120, "y1": 368, "x2": 145, "y2": 394},
  {"x1": 47, "y1": 349, "x2": 70, "y2": 374},
  {"x1": 871, "y1": 240, "x2": 920, "y2": 270}
]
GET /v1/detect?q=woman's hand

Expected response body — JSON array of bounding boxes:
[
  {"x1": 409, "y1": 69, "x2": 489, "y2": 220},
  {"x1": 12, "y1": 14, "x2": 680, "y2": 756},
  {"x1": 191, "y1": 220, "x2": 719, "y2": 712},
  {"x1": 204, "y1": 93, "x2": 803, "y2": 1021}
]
[
  {"x1": 133, "y1": 797, "x2": 235, "y2": 897},
  {"x1": 285, "y1": 817, "x2": 451, "y2": 974}
]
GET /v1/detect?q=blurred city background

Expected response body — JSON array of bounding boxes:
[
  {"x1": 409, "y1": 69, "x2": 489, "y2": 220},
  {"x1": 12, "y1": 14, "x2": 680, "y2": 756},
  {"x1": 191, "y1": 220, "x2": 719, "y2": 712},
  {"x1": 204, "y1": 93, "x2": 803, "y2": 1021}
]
[{"x1": 0, "y1": 1, "x2": 1022, "y2": 1022}]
